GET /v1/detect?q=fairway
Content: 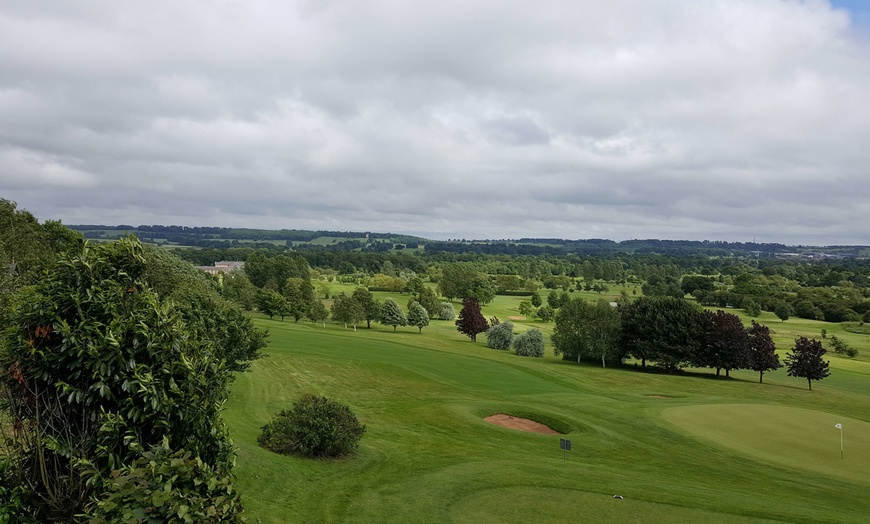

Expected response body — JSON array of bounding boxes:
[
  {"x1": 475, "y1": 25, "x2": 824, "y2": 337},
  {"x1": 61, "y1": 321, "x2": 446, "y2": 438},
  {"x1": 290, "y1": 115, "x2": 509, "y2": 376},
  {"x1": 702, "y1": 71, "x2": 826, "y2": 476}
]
[
  {"x1": 225, "y1": 318, "x2": 870, "y2": 523},
  {"x1": 661, "y1": 404, "x2": 870, "y2": 484}
]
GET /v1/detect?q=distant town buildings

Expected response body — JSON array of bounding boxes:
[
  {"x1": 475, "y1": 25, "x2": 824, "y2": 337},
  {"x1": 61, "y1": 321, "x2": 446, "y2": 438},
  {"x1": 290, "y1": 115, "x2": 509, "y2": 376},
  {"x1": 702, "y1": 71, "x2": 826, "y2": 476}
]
[{"x1": 196, "y1": 261, "x2": 244, "y2": 274}]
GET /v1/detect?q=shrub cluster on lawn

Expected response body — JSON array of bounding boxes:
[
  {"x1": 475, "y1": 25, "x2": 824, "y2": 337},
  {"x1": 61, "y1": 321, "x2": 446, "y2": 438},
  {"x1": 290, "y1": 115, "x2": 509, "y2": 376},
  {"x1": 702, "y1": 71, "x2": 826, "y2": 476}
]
[{"x1": 258, "y1": 394, "x2": 366, "y2": 458}]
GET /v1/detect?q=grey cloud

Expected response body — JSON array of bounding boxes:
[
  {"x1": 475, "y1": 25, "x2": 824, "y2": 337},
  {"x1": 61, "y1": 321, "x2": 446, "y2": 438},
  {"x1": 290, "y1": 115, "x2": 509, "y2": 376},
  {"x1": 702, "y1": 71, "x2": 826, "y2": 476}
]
[{"x1": 2, "y1": 0, "x2": 870, "y2": 245}]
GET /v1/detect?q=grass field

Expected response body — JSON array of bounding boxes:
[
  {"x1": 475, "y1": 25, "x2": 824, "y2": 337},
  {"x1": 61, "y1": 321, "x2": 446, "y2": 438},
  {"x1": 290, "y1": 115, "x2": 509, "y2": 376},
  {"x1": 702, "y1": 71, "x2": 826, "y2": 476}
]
[{"x1": 224, "y1": 309, "x2": 870, "y2": 523}]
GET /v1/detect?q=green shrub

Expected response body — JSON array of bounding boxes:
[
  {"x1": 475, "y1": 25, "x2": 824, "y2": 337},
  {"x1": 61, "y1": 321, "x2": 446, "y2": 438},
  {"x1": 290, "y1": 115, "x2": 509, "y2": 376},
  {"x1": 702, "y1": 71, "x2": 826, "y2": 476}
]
[
  {"x1": 514, "y1": 328, "x2": 545, "y2": 357},
  {"x1": 486, "y1": 320, "x2": 514, "y2": 350},
  {"x1": 85, "y1": 438, "x2": 244, "y2": 524},
  {"x1": 258, "y1": 395, "x2": 366, "y2": 458}
]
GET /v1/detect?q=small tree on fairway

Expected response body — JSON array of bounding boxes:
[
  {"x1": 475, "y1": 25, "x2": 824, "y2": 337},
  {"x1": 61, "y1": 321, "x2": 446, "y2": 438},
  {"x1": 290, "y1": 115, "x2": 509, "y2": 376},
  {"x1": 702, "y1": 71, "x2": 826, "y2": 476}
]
[
  {"x1": 407, "y1": 301, "x2": 430, "y2": 333},
  {"x1": 438, "y1": 301, "x2": 456, "y2": 321},
  {"x1": 536, "y1": 305, "x2": 555, "y2": 322},
  {"x1": 352, "y1": 287, "x2": 381, "y2": 328},
  {"x1": 514, "y1": 328, "x2": 544, "y2": 357},
  {"x1": 774, "y1": 302, "x2": 793, "y2": 322},
  {"x1": 747, "y1": 321, "x2": 780, "y2": 383},
  {"x1": 785, "y1": 337, "x2": 830, "y2": 390},
  {"x1": 518, "y1": 300, "x2": 534, "y2": 317},
  {"x1": 697, "y1": 310, "x2": 749, "y2": 377},
  {"x1": 456, "y1": 297, "x2": 488, "y2": 342},
  {"x1": 486, "y1": 320, "x2": 514, "y2": 350},
  {"x1": 308, "y1": 299, "x2": 329, "y2": 327},
  {"x1": 380, "y1": 298, "x2": 407, "y2": 332},
  {"x1": 530, "y1": 292, "x2": 542, "y2": 308},
  {"x1": 331, "y1": 292, "x2": 364, "y2": 330}
]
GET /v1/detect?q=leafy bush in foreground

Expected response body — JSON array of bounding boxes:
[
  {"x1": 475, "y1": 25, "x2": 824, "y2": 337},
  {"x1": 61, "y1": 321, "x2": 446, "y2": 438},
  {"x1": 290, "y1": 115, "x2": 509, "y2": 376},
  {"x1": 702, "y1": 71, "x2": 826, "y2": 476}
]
[{"x1": 258, "y1": 395, "x2": 366, "y2": 458}]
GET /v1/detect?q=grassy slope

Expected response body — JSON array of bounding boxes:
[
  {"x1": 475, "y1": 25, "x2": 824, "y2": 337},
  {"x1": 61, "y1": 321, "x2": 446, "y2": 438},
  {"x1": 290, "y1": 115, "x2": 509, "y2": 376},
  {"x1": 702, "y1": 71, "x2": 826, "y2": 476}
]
[{"x1": 225, "y1": 311, "x2": 870, "y2": 523}]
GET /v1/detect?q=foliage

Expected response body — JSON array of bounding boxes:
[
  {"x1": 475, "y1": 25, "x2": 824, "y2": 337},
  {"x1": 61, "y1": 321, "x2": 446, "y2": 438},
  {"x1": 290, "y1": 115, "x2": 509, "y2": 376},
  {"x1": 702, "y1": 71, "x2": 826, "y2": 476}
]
[
  {"x1": 438, "y1": 263, "x2": 494, "y2": 303},
  {"x1": 536, "y1": 305, "x2": 555, "y2": 322},
  {"x1": 257, "y1": 288, "x2": 288, "y2": 319},
  {"x1": 307, "y1": 299, "x2": 329, "y2": 325},
  {"x1": 696, "y1": 310, "x2": 749, "y2": 377},
  {"x1": 829, "y1": 335, "x2": 858, "y2": 358},
  {"x1": 530, "y1": 292, "x2": 542, "y2": 308},
  {"x1": 437, "y1": 302, "x2": 456, "y2": 321},
  {"x1": 84, "y1": 438, "x2": 243, "y2": 523},
  {"x1": 747, "y1": 321, "x2": 781, "y2": 383},
  {"x1": 352, "y1": 287, "x2": 381, "y2": 328},
  {"x1": 380, "y1": 298, "x2": 408, "y2": 332},
  {"x1": 257, "y1": 395, "x2": 365, "y2": 458},
  {"x1": 411, "y1": 286, "x2": 441, "y2": 319},
  {"x1": 456, "y1": 298, "x2": 488, "y2": 342},
  {"x1": 774, "y1": 302, "x2": 793, "y2": 322},
  {"x1": 642, "y1": 275, "x2": 683, "y2": 298},
  {"x1": 244, "y1": 251, "x2": 309, "y2": 292},
  {"x1": 407, "y1": 302, "x2": 430, "y2": 333},
  {"x1": 220, "y1": 270, "x2": 257, "y2": 311},
  {"x1": 331, "y1": 292, "x2": 365, "y2": 329},
  {"x1": 552, "y1": 299, "x2": 622, "y2": 366},
  {"x1": 486, "y1": 320, "x2": 514, "y2": 350},
  {"x1": 743, "y1": 299, "x2": 761, "y2": 317},
  {"x1": 513, "y1": 328, "x2": 545, "y2": 357},
  {"x1": 518, "y1": 300, "x2": 534, "y2": 317},
  {"x1": 619, "y1": 296, "x2": 703, "y2": 371},
  {"x1": 785, "y1": 337, "x2": 830, "y2": 390},
  {"x1": 0, "y1": 237, "x2": 247, "y2": 521}
]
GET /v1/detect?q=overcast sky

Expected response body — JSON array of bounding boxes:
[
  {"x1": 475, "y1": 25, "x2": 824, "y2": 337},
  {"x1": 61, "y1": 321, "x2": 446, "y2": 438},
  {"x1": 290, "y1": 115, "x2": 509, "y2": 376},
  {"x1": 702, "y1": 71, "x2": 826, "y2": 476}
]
[{"x1": 2, "y1": 0, "x2": 870, "y2": 245}]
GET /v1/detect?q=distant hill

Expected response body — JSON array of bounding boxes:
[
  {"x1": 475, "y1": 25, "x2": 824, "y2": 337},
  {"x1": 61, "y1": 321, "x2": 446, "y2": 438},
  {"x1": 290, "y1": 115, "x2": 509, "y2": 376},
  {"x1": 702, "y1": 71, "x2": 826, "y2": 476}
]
[{"x1": 68, "y1": 225, "x2": 870, "y2": 259}]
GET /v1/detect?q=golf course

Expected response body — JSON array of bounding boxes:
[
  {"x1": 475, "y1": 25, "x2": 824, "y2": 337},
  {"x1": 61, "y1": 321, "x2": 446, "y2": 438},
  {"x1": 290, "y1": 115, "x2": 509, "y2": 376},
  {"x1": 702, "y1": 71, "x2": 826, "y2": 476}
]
[{"x1": 225, "y1": 303, "x2": 870, "y2": 523}]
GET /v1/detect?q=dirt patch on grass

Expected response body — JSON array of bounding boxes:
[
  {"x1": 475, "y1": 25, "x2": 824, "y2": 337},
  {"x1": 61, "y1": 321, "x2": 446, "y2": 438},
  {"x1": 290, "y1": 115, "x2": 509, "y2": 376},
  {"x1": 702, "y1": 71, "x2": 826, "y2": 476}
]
[
  {"x1": 646, "y1": 395, "x2": 673, "y2": 399},
  {"x1": 506, "y1": 316, "x2": 526, "y2": 321},
  {"x1": 485, "y1": 413, "x2": 560, "y2": 434}
]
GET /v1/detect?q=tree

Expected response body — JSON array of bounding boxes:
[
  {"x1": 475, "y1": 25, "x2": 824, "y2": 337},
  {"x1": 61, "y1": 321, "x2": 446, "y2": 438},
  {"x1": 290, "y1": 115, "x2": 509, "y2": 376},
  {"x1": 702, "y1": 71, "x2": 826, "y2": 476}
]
[
  {"x1": 0, "y1": 237, "x2": 253, "y2": 521},
  {"x1": 352, "y1": 287, "x2": 381, "y2": 329},
  {"x1": 829, "y1": 335, "x2": 858, "y2": 358},
  {"x1": 406, "y1": 276, "x2": 425, "y2": 296},
  {"x1": 696, "y1": 310, "x2": 749, "y2": 377},
  {"x1": 785, "y1": 337, "x2": 830, "y2": 390},
  {"x1": 380, "y1": 298, "x2": 407, "y2": 332},
  {"x1": 513, "y1": 328, "x2": 545, "y2": 357},
  {"x1": 308, "y1": 299, "x2": 329, "y2": 327},
  {"x1": 331, "y1": 292, "x2": 364, "y2": 330},
  {"x1": 407, "y1": 301, "x2": 430, "y2": 333},
  {"x1": 257, "y1": 288, "x2": 287, "y2": 319},
  {"x1": 437, "y1": 301, "x2": 456, "y2": 321},
  {"x1": 642, "y1": 275, "x2": 683, "y2": 298},
  {"x1": 438, "y1": 263, "x2": 479, "y2": 301},
  {"x1": 486, "y1": 320, "x2": 514, "y2": 350},
  {"x1": 411, "y1": 285, "x2": 441, "y2": 318},
  {"x1": 552, "y1": 298, "x2": 621, "y2": 367},
  {"x1": 518, "y1": 300, "x2": 534, "y2": 317},
  {"x1": 681, "y1": 275, "x2": 715, "y2": 297},
  {"x1": 456, "y1": 297, "x2": 488, "y2": 342},
  {"x1": 536, "y1": 305, "x2": 555, "y2": 322},
  {"x1": 774, "y1": 302, "x2": 793, "y2": 322},
  {"x1": 221, "y1": 269, "x2": 257, "y2": 310},
  {"x1": 619, "y1": 296, "x2": 703, "y2": 371},
  {"x1": 743, "y1": 298, "x2": 761, "y2": 317},
  {"x1": 530, "y1": 292, "x2": 542, "y2": 308},
  {"x1": 747, "y1": 321, "x2": 780, "y2": 383}
]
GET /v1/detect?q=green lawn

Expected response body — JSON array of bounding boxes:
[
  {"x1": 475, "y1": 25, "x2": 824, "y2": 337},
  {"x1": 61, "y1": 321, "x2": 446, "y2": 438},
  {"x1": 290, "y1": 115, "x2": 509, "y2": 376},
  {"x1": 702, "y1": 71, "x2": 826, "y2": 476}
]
[{"x1": 225, "y1": 314, "x2": 870, "y2": 523}]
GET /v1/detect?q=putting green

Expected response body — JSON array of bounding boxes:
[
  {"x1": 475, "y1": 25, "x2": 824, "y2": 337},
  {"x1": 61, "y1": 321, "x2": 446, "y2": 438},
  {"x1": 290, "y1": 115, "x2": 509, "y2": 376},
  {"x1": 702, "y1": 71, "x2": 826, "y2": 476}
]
[
  {"x1": 448, "y1": 487, "x2": 778, "y2": 523},
  {"x1": 662, "y1": 404, "x2": 870, "y2": 484}
]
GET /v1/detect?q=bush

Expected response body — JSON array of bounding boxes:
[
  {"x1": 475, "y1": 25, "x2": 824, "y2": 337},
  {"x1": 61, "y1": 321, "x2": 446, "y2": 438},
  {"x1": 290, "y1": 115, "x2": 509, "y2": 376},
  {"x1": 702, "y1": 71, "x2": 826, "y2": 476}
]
[
  {"x1": 258, "y1": 395, "x2": 366, "y2": 458},
  {"x1": 486, "y1": 320, "x2": 514, "y2": 350},
  {"x1": 438, "y1": 302, "x2": 456, "y2": 321},
  {"x1": 514, "y1": 328, "x2": 545, "y2": 357},
  {"x1": 85, "y1": 438, "x2": 244, "y2": 523}
]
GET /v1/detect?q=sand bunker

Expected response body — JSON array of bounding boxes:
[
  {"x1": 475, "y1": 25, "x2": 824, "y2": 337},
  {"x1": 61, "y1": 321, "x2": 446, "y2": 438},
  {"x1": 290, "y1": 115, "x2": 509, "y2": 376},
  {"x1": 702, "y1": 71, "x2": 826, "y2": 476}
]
[
  {"x1": 485, "y1": 413, "x2": 560, "y2": 434},
  {"x1": 506, "y1": 316, "x2": 526, "y2": 321}
]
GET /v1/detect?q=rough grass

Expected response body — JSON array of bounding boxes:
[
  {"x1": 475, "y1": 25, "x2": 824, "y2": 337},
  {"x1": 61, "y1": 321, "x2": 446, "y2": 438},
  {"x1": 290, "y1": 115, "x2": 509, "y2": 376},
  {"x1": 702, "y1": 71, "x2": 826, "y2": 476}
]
[{"x1": 225, "y1": 314, "x2": 870, "y2": 523}]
